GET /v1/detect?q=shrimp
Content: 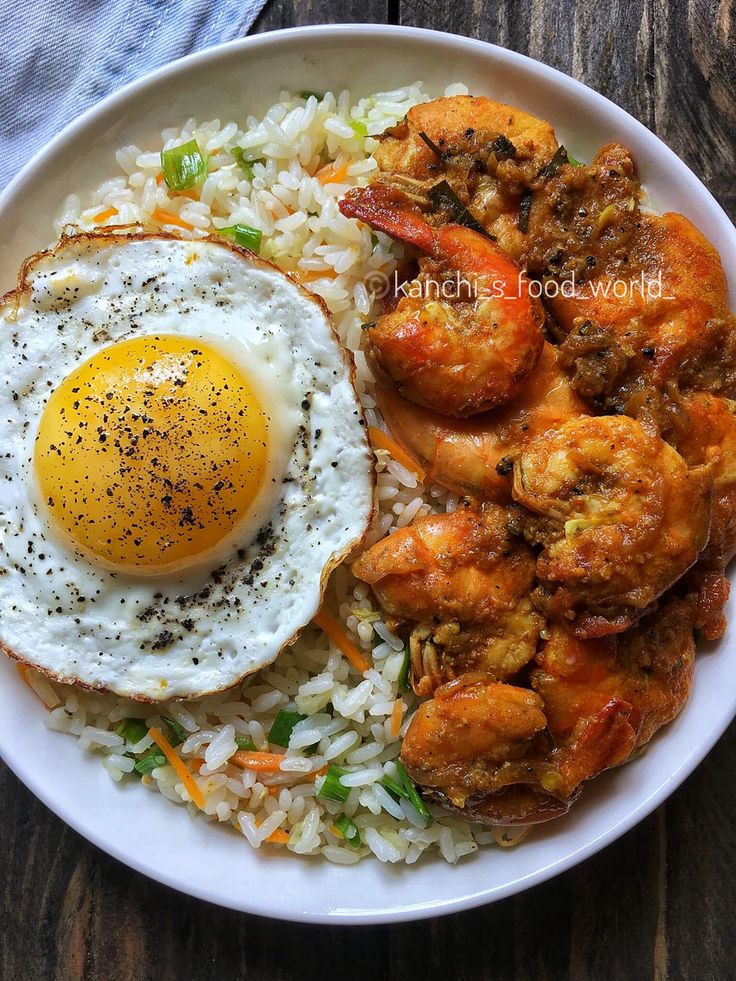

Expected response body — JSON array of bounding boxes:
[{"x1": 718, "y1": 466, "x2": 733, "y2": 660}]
[
  {"x1": 400, "y1": 598, "x2": 696, "y2": 825},
  {"x1": 339, "y1": 183, "x2": 545, "y2": 417},
  {"x1": 547, "y1": 207, "x2": 735, "y2": 409},
  {"x1": 399, "y1": 677, "x2": 561, "y2": 814},
  {"x1": 519, "y1": 140, "x2": 736, "y2": 407},
  {"x1": 511, "y1": 415, "x2": 713, "y2": 637},
  {"x1": 373, "y1": 94, "x2": 559, "y2": 259},
  {"x1": 668, "y1": 392, "x2": 736, "y2": 568},
  {"x1": 374, "y1": 342, "x2": 588, "y2": 502},
  {"x1": 550, "y1": 213, "x2": 729, "y2": 345},
  {"x1": 663, "y1": 392, "x2": 736, "y2": 639},
  {"x1": 351, "y1": 504, "x2": 542, "y2": 694},
  {"x1": 523, "y1": 142, "x2": 644, "y2": 286},
  {"x1": 532, "y1": 596, "x2": 696, "y2": 767}
]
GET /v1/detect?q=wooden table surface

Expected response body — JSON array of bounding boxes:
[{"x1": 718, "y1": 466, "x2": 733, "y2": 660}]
[{"x1": 2, "y1": 2, "x2": 735, "y2": 979}]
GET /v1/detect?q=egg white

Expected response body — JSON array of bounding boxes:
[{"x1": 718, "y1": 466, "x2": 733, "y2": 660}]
[{"x1": 0, "y1": 231, "x2": 375, "y2": 700}]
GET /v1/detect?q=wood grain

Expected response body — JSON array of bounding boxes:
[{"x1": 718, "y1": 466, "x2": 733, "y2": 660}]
[{"x1": 2, "y1": 2, "x2": 735, "y2": 979}]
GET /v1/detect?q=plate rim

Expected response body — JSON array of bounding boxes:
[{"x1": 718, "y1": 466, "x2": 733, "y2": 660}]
[{"x1": 1, "y1": 22, "x2": 735, "y2": 925}]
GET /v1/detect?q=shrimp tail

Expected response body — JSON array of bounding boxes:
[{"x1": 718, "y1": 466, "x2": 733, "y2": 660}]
[
  {"x1": 339, "y1": 185, "x2": 438, "y2": 252},
  {"x1": 442, "y1": 785, "x2": 579, "y2": 826},
  {"x1": 556, "y1": 697, "x2": 637, "y2": 794}
]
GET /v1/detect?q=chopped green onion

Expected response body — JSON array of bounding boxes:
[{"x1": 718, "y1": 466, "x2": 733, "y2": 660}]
[
  {"x1": 217, "y1": 223, "x2": 263, "y2": 253},
  {"x1": 397, "y1": 646, "x2": 411, "y2": 692},
  {"x1": 133, "y1": 746, "x2": 167, "y2": 775},
  {"x1": 350, "y1": 119, "x2": 368, "y2": 138},
  {"x1": 230, "y1": 147, "x2": 264, "y2": 179},
  {"x1": 567, "y1": 151, "x2": 583, "y2": 167},
  {"x1": 235, "y1": 734, "x2": 256, "y2": 751},
  {"x1": 370, "y1": 233, "x2": 380, "y2": 249},
  {"x1": 333, "y1": 813, "x2": 361, "y2": 848},
  {"x1": 161, "y1": 716, "x2": 187, "y2": 746},
  {"x1": 382, "y1": 762, "x2": 432, "y2": 825},
  {"x1": 597, "y1": 203, "x2": 617, "y2": 232},
  {"x1": 267, "y1": 709, "x2": 306, "y2": 747},
  {"x1": 380, "y1": 773, "x2": 406, "y2": 799},
  {"x1": 160, "y1": 139, "x2": 207, "y2": 191},
  {"x1": 395, "y1": 761, "x2": 432, "y2": 825},
  {"x1": 299, "y1": 90, "x2": 324, "y2": 101},
  {"x1": 115, "y1": 718, "x2": 148, "y2": 745},
  {"x1": 317, "y1": 765, "x2": 350, "y2": 803}
]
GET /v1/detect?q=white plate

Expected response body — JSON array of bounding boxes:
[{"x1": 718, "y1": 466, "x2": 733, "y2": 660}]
[{"x1": 1, "y1": 24, "x2": 735, "y2": 925}]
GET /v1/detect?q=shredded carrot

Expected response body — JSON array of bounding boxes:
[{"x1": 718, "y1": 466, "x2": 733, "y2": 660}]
[
  {"x1": 148, "y1": 727, "x2": 205, "y2": 808},
  {"x1": 294, "y1": 268, "x2": 339, "y2": 283},
  {"x1": 15, "y1": 663, "x2": 42, "y2": 706},
  {"x1": 152, "y1": 207, "x2": 194, "y2": 231},
  {"x1": 15, "y1": 663, "x2": 59, "y2": 710},
  {"x1": 266, "y1": 828, "x2": 290, "y2": 844},
  {"x1": 164, "y1": 186, "x2": 200, "y2": 201},
  {"x1": 190, "y1": 757, "x2": 205, "y2": 771},
  {"x1": 305, "y1": 764, "x2": 329, "y2": 783},
  {"x1": 390, "y1": 697, "x2": 404, "y2": 738},
  {"x1": 156, "y1": 172, "x2": 165, "y2": 185},
  {"x1": 231, "y1": 750, "x2": 286, "y2": 773},
  {"x1": 316, "y1": 160, "x2": 351, "y2": 185},
  {"x1": 92, "y1": 206, "x2": 118, "y2": 225},
  {"x1": 314, "y1": 608, "x2": 370, "y2": 674},
  {"x1": 367, "y1": 426, "x2": 426, "y2": 482},
  {"x1": 252, "y1": 817, "x2": 291, "y2": 844}
]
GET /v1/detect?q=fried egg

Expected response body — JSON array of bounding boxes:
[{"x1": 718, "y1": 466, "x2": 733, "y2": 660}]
[{"x1": 0, "y1": 231, "x2": 374, "y2": 700}]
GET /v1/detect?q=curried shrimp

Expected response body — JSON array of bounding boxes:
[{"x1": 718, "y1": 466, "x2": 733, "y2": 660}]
[
  {"x1": 399, "y1": 676, "x2": 569, "y2": 822},
  {"x1": 339, "y1": 183, "x2": 545, "y2": 417},
  {"x1": 523, "y1": 142, "x2": 644, "y2": 286},
  {"x1": 531, "y1": 596, "x2": 696, "y2": 780},
  {"x1": 555, "y1": 212, "x2": 735, "y2": 410},
  {"x1": 400, "y1": 598, "x2": 696, "y2": 825},
  {"x1": 512, "y1": 414, "x2": 713, "y2": 637},
  {"x1": 663, "y1": 392, "x2": 736, "y2": 639},
  {"x1": 527, "y1": 149, "x2": 736, "y2": 409},
  {"x1": 374, "y1": 342, "x2": 588, "y2": 501},
  {"x1": 352, "y1": 504, "x2": 542, "y2": 694},
  {"x1": 667, "y1": 392, "x2": 736, "y2": 568},
  {"x1": 350, "y1": 94, "x2": 736, "y2": 834},
  {"x1": 373, "y1": 94, "x2": 559, "y2": 259}
]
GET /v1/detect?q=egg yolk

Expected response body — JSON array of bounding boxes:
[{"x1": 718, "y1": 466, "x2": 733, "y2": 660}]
[{"x1": 34, "y1": 335, "x2": 269, "y2": 575}]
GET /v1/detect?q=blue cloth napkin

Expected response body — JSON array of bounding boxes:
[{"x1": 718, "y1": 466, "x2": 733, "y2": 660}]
[{"x1": 0, "y1": 0, "x2": 269, "y2": 188}]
